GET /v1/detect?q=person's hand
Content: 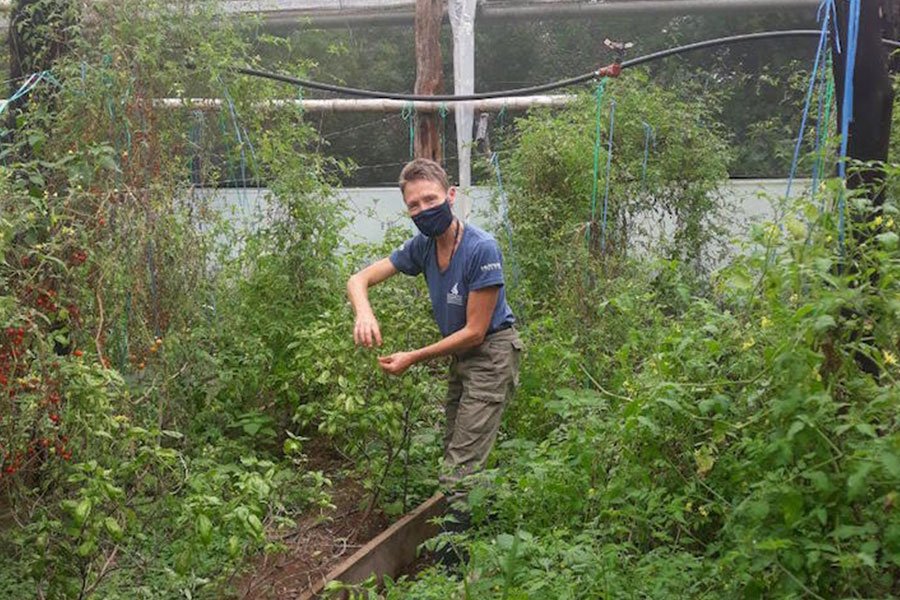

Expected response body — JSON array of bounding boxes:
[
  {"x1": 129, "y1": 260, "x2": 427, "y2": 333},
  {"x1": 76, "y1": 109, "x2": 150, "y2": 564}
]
[
  {"x1": 354, "y1": 313, "x2": 383, "y2": 348},
  {"x1": 378, "y1": 352, "x2": 416, "y2": 376}
]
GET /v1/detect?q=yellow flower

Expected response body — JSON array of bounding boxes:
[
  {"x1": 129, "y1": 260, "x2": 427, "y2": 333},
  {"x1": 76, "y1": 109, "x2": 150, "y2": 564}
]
[
  {"x1": 699, "y1": 506, "x2": 709, "y2": 517},
  {"x1": 887, "y1": 217, "x2": 895, "y2": 228},
  {"x1": 872, "y1": 215, "x2": 884, "y2": 228},
  {"x1": 741, "y1": 337, "x2": 756, "y2": 351},
  {"x1": 760, "y1": 316, "x2": 772, "y2": 329},
  {"x1": 884, "y1": 350, "x2": 898, "y2": 366}
]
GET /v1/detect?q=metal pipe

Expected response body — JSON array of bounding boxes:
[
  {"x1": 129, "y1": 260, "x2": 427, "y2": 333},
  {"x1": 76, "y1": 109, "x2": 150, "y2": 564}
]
[
  {"x1": 246, "y1": 0, "x2": 819, "y2": 28},
  {"x1": 150, "y1": 95, "x2": 576, "y2": 112}
]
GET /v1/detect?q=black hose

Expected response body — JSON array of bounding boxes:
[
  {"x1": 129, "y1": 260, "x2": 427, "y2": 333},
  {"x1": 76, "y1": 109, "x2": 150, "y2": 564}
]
[{"x1": 236, "y1": 30, "x2": 900, "y2": 102}]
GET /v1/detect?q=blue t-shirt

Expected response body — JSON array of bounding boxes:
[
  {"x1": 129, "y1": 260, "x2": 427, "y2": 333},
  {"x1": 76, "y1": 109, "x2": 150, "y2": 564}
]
[{"x1": 390, "y1": 224, "x2": 515, "y2": 338}]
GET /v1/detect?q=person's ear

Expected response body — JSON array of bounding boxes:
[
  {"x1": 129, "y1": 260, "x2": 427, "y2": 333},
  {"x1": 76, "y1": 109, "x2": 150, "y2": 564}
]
[{"x1": 447, "y1": 186, "x2": 457, "y2": 206}]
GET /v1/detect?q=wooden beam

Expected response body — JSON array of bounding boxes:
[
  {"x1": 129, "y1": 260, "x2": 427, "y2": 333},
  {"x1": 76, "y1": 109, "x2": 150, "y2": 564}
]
[
  {"x1": 414, "y1": 0, "x2": 444, "y2": 161},
  {"x1": 299, "y1": 493, "x2": 447, "y2": 599}
]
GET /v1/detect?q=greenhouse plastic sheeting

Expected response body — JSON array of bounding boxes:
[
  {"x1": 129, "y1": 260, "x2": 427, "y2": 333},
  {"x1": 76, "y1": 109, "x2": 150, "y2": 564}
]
[{"x1": 449, "y1": 0, "x2": 476, "y2": 220}]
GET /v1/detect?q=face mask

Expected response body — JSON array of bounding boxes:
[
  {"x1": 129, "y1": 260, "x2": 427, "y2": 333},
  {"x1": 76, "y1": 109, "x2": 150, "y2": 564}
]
[{"x1": 412, "y1": 198, "x2": 454, "y2": 237}]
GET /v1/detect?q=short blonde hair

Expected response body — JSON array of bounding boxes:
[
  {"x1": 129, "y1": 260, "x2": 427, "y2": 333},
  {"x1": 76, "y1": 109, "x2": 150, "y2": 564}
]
[{"x1": 398, "y1": 158, "x2": 450, "y2": 193}]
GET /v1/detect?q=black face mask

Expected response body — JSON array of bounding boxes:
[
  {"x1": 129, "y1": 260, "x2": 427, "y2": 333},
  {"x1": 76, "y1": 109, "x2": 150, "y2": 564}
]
[{"x1": 412, "y1": 198, "x2": 454, "y2": 237}]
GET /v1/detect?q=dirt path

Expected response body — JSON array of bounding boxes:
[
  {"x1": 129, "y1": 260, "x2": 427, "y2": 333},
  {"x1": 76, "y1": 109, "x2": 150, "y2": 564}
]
[{"x1": 232, "y1": 445, "x2": 390, "y2": 599}]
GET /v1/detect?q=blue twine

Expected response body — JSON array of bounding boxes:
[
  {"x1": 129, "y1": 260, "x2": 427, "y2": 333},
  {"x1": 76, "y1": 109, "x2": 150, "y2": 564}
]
[
  {"x1": 818, "y1": 0, "x2": 842, "y2": 54},
  {"x1": 145, "y1": 241, "x2": 161, "y2": 338},
  {"x1": 219, "y1": 79, "x2": 257, "y2": 216},
  {"x1": 837, "y1": 0, "x2": 861, "y2": 252},
  {"x1": 189, "y1": 110, "x2": 204, "y2": 185},
  {"x1": 786, "y1": 1, "x2": 831, "y2": 200},
  {"x1": 641, "y1": 121, "x2": 654, "y2": 187},
  {"x1": 600, "y1": 100, "x2": 617, "y2": 253},
  {"x1": 0, "y1": 71, "x2": 50, "y2": 116},
  {"x1": 490, "y1": 152, "x2": 520, "y2": 288}
]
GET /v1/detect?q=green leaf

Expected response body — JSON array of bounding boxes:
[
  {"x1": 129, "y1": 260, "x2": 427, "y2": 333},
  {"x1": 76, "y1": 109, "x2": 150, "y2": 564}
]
[
  {"x1": 787, "y1": 420, "x2": 805, "y2": 439},
  {"x1": 73, "y1": 498, "x2": 92, "y2": 527},
  {"x1": 104, "y1": 517, "x2": 123, "y2": 541},
  {"x1": 77, "y1": 539, "x2": 97, "y2": 558},
  {"x1": 805, "y1": 471, "x2": 832, "y2": 493},
  {"x1": 197, "y1": 514, "x2": 212, "y2": 544},
  {"x1": 757, "y1": 538, "x2": 794, "y2": 551},
  {"x1": 847, "y1": 462, "x2": 874, "y2": 500},
  {"x1": 813, "y1": 315, "x2": 836, "y2": 333},
  {"x1": 247, "y1": 514, "x2": 263, "y2": 536},
  {"x1": 854, "y1": 423, "x2": 877, "y2": 438},
  {"x1": 880, "y1": 452, "x2": 900, "y2": 479},
  {"x1": 875, "y1": 231, "x2": 899, "y2": 250}
]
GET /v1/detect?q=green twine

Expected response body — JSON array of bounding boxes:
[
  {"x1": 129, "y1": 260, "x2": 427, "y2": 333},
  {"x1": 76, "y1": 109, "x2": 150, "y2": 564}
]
[
  {"x1": 116, "y1": 290, "x2": 132, "y2": 372},
  {"x1": 439, "y1": 102, "x2": 448, "y2": 165},
  {"x1": 401, "y1": 102, "x2": 415, "y2": 159},
  {"x1": 815, "y1": 52, "x2": 835, "y2": 210},
  {"x1": 586, "y1": 80, "x2": 607, "y2": 247}
]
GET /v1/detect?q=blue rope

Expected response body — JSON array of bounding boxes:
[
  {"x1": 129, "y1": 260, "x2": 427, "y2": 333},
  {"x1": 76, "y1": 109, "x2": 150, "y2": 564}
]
[
  {"x1": 490, "y1": 151, "x2": 524, "y2": 323},
  {"x1": 0, "y1": 71, "x2": 51, "y2": 116},
  {"x1": 837, "y1": 0, "x2": 861, "y2": 253},
  {"x1": 600, "y1": 100, "x2": 617, "y2": 253},
  {"x1": 219, "y1": 78, "x2": 261, "y2": 217},
  {"x1": 786, "y1": 1, "x2": 831, "y2": 200},
  {"x1": 641, "y1": 122, "x2": 655, "y2": 187},
  {"x1": 819, "y1": 0, "x2": 842, "y2": 54}
]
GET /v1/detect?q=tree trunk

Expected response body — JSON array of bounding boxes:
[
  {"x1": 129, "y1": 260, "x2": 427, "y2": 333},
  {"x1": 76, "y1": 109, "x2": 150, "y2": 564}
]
[{"x1": 414, "y1": 0, "x2": 444, "y2": 161}]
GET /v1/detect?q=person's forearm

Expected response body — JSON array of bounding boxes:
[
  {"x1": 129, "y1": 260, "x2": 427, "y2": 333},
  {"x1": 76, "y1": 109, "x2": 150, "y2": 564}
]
[
  {"x1": 346, "y1": 274, "x2": 374, "y2": 317},
  {"x1": 410, "y1": 325, "x2": 486, "y2": 364}
]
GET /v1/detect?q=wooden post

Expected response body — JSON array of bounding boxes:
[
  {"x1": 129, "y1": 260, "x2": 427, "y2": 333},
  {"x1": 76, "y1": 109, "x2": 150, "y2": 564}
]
[{"x1": 413, "y1": 0, "x2": 444, "y2": 161}]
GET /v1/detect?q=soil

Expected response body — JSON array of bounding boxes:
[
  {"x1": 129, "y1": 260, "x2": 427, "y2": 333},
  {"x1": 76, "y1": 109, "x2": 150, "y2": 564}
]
[{"x1": 232, "y1": 442, "x2": 390, "y2": 599}]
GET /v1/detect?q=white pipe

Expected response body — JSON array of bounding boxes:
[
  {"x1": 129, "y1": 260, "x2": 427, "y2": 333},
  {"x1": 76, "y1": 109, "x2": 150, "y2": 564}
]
[
  {"x1": 231, "y1": 0, "x2": 819, "y2": 27},
  {"x1": 148, "y1": 95, "x2": 577, "y2": 112}
]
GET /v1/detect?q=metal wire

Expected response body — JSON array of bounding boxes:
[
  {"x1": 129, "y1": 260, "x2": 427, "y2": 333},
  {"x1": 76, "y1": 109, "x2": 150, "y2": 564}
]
[{"x1": 235, "y1": 31, "x2": 900, "y2": 102}]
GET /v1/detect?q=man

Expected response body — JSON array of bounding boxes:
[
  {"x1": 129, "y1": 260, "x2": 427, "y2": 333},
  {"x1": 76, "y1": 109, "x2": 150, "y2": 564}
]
[{"x1": 346, "y1": 158, "x2": 523, "y2": 538}]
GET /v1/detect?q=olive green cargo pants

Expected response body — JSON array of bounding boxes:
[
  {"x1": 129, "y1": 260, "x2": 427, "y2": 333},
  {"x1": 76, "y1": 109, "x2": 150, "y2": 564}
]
[{"x1": 440, "y1": 327, "x2": 523, "y2": 503}]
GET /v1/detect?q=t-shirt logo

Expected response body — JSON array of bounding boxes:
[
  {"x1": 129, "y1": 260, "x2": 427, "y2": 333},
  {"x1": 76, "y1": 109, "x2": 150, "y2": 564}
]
[{"x1": 447, "y1": 282, "x2": 464, "y2": 306}]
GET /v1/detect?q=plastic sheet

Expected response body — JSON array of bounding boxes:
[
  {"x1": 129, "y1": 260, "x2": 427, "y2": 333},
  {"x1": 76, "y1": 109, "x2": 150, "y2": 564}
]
[{"x1": 449, "y1": 0, "x2": 476, "y2": 220}]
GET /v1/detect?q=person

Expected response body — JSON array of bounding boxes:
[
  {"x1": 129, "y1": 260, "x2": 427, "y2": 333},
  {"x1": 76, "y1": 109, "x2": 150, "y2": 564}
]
[{"x1": 346, "y1": 158, "x2": 523, "y2": 555}]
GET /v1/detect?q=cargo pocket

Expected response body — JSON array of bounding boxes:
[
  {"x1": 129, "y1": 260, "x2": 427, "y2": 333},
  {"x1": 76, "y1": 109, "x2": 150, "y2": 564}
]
[{"x1": 510, "y1": 338, "x2": 524, "y2": 387}]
